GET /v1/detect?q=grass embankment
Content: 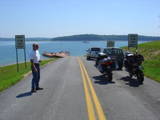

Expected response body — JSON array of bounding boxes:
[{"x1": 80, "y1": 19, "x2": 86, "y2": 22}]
[
  {"x1": 123, "y1": 40, "x2": 160, "y2": 82},
  {"x1": 0, "y1": 58, "x2": 57, "y2": 92}
]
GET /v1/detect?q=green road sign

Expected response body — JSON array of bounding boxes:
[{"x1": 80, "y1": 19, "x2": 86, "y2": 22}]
[
  {"x1": 128, "y1": 34, "x2": 138, "y2": 48},
  {"x1": 107, "y1": 40, "x2": 115, "y2": 47},
  {"x1": 15, "y1": 35, "x2": 25, "y2": 49},
  {"x1": 15, "y1": 35, "x2": 27, "y2": 72}
]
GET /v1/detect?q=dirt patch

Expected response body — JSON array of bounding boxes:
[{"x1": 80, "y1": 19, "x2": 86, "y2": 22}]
[{"x1": 153, "y1": 50, "x2": 160, "y2": 56}]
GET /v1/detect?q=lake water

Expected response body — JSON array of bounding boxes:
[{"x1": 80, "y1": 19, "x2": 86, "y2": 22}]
[{"x1": 0, "y1": 40, "x2": 146, "y2": 66}]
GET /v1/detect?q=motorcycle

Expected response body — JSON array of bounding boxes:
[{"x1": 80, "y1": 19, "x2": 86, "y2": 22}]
[
  {"x1": 124, "y1": 53, "x2": 144, "y2": 84},
  {"x1": 96, "y1": 57, "x2": 113, "y2": 82}
]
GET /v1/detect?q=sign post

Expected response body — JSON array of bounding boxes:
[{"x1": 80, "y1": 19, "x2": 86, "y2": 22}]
[
  {"x1": 16, "y1": 48, "x2": 19, "y2": 72},
  {"x1": 15, "y1": 35, "x2": 26, "y2": 72},
  {"x1": 107, "y1": 40, "x2": 115, "y2": 48},
  {"x1": 128, "y1": 34, "x2": 138, "y2": 50}
]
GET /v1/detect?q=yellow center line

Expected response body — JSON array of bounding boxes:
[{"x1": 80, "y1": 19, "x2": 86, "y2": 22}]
[
  {"x1": 78, "y1": 58, "x2": 96, "y2": 120},
  {"x1": 78, "y1": 58, "x2": 107, "y2": 120}
]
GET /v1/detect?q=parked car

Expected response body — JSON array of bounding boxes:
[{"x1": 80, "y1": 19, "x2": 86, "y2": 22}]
[
  {"x1": 103, "y1": 48, "x2": 124, "y2": 70},
  {"x1": 86, "y1": 47, "x2": 101, "y2": 60}
]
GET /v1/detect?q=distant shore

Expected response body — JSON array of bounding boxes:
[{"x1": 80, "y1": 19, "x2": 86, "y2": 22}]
[{"x1": 1, "y1": 34, "x2": 160, "y2": 41}]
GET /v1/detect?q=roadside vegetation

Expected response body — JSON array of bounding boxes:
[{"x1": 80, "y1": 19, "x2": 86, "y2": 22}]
[
  {"x1": 123, "y1": 40, "x2": 160, "y2": 82},
  {"x1": 0, "y1": 58, "x2": 57, "y2": 92}
]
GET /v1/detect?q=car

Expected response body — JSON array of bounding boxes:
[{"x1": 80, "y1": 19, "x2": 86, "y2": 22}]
[
  {"x1": 86, "y1": 47, "x2": 101, "y2": 60},
  {"x1": 103, "y1": 47, "x2": 124, "y2": 70}
]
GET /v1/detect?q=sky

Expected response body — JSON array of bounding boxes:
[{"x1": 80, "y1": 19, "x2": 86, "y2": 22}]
[{"x1": 0, "y1": 0, "x2": 160, "y2": 38}]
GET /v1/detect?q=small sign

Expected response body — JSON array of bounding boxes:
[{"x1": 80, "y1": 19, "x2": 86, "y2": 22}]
[
  {"x1": 128, "y1": 34, "x2": 138, "y2": 48},
  {"x1": 15, "y1": 35, "x2": 25, "y2": 49},
  {"x1": 107, "y1": 40, "x2": 115, "y2": 47},
  {"x1": 15, "y1": 35, "x2": 27, "y2": 72}
]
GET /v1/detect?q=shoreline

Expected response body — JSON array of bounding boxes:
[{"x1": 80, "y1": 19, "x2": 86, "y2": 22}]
[
  {"x1": 0, "y1": 40, "x2": 153, "y2": 66},
  {"x1": 0, "y1": 57, "x2": 49, "y2": 67},
  {"x1": 0, "y1": 40, "x2": 155, "y2": 42}
]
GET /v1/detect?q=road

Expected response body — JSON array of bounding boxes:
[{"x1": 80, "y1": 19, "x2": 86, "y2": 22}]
[{"x1": 0, "y1": 56, "x2": 160, "y2": 120}]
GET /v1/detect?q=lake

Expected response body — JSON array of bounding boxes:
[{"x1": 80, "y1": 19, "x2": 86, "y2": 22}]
[{"x1": 0, "y1": 40, "x2": 146, "y2": 66}]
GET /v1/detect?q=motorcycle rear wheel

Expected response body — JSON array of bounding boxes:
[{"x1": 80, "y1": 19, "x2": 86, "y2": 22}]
[
  {"x1": 137, "y1": 70, "x2": 144, "y2": 84},
  {"x1": 108, "y1": 72, "x2": 113, "y2": 82}
]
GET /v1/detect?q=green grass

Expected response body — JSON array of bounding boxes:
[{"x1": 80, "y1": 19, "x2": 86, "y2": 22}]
[
  {"x1": 0, "y1": 58, "x2": 58, "y2": 92},
  {"x1": 122, "y1": 40, "x2": 160, "y2": 82}
]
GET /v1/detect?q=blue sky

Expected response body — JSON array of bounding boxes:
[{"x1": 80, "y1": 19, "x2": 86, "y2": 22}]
[{"x1": 0, "y1": 0, "x2": 160, "y2": 37}]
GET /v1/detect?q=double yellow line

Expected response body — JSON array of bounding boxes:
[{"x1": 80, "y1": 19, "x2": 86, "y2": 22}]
[{"x1": 78, "y1": 58, "x2": 107, "y2": 120}]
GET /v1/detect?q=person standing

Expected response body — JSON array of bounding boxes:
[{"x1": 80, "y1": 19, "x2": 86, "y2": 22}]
[{"x1": 30, "y1": 43, "x2": 43, "y2": 93}]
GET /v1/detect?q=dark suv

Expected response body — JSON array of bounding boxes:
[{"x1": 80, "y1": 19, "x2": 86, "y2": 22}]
[{"x1": 103, "y1": 48, "x2": 124, "y2": 70}]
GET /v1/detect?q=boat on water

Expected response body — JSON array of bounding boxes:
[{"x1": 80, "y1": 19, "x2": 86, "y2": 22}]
[{"x1": 42, "y1": 51, "x2": 70, "y2": 58}]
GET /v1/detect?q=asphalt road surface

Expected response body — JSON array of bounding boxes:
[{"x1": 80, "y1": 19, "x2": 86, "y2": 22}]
[{"x1": 0, "y1": 56, "x2": 160, "y2": 120}]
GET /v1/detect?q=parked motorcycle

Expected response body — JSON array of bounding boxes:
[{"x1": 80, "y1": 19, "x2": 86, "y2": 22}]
[
  {"x1": 96, "y1": 53, "x2": 113, "y2": 81},
  {"x1": 124, "y1": 53, "x2": 144, "y2": 84}
]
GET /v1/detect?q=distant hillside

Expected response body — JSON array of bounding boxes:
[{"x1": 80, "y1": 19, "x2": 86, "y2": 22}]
[
  {"x1": 26, "y1": 38, "x2": 51, "y2": 41},
  {"x1": 0, "y1": 37, "x2": 51, "y2": 41},
  {"x1": 0, "y1": 38, "x2": 13, "y2": 41},
  {"x1": 51, "y1": 34, "x2": 160, "y2": 41},
  {"x1": 1, "y1": 34, "x2": 160, "y2": 41}
]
